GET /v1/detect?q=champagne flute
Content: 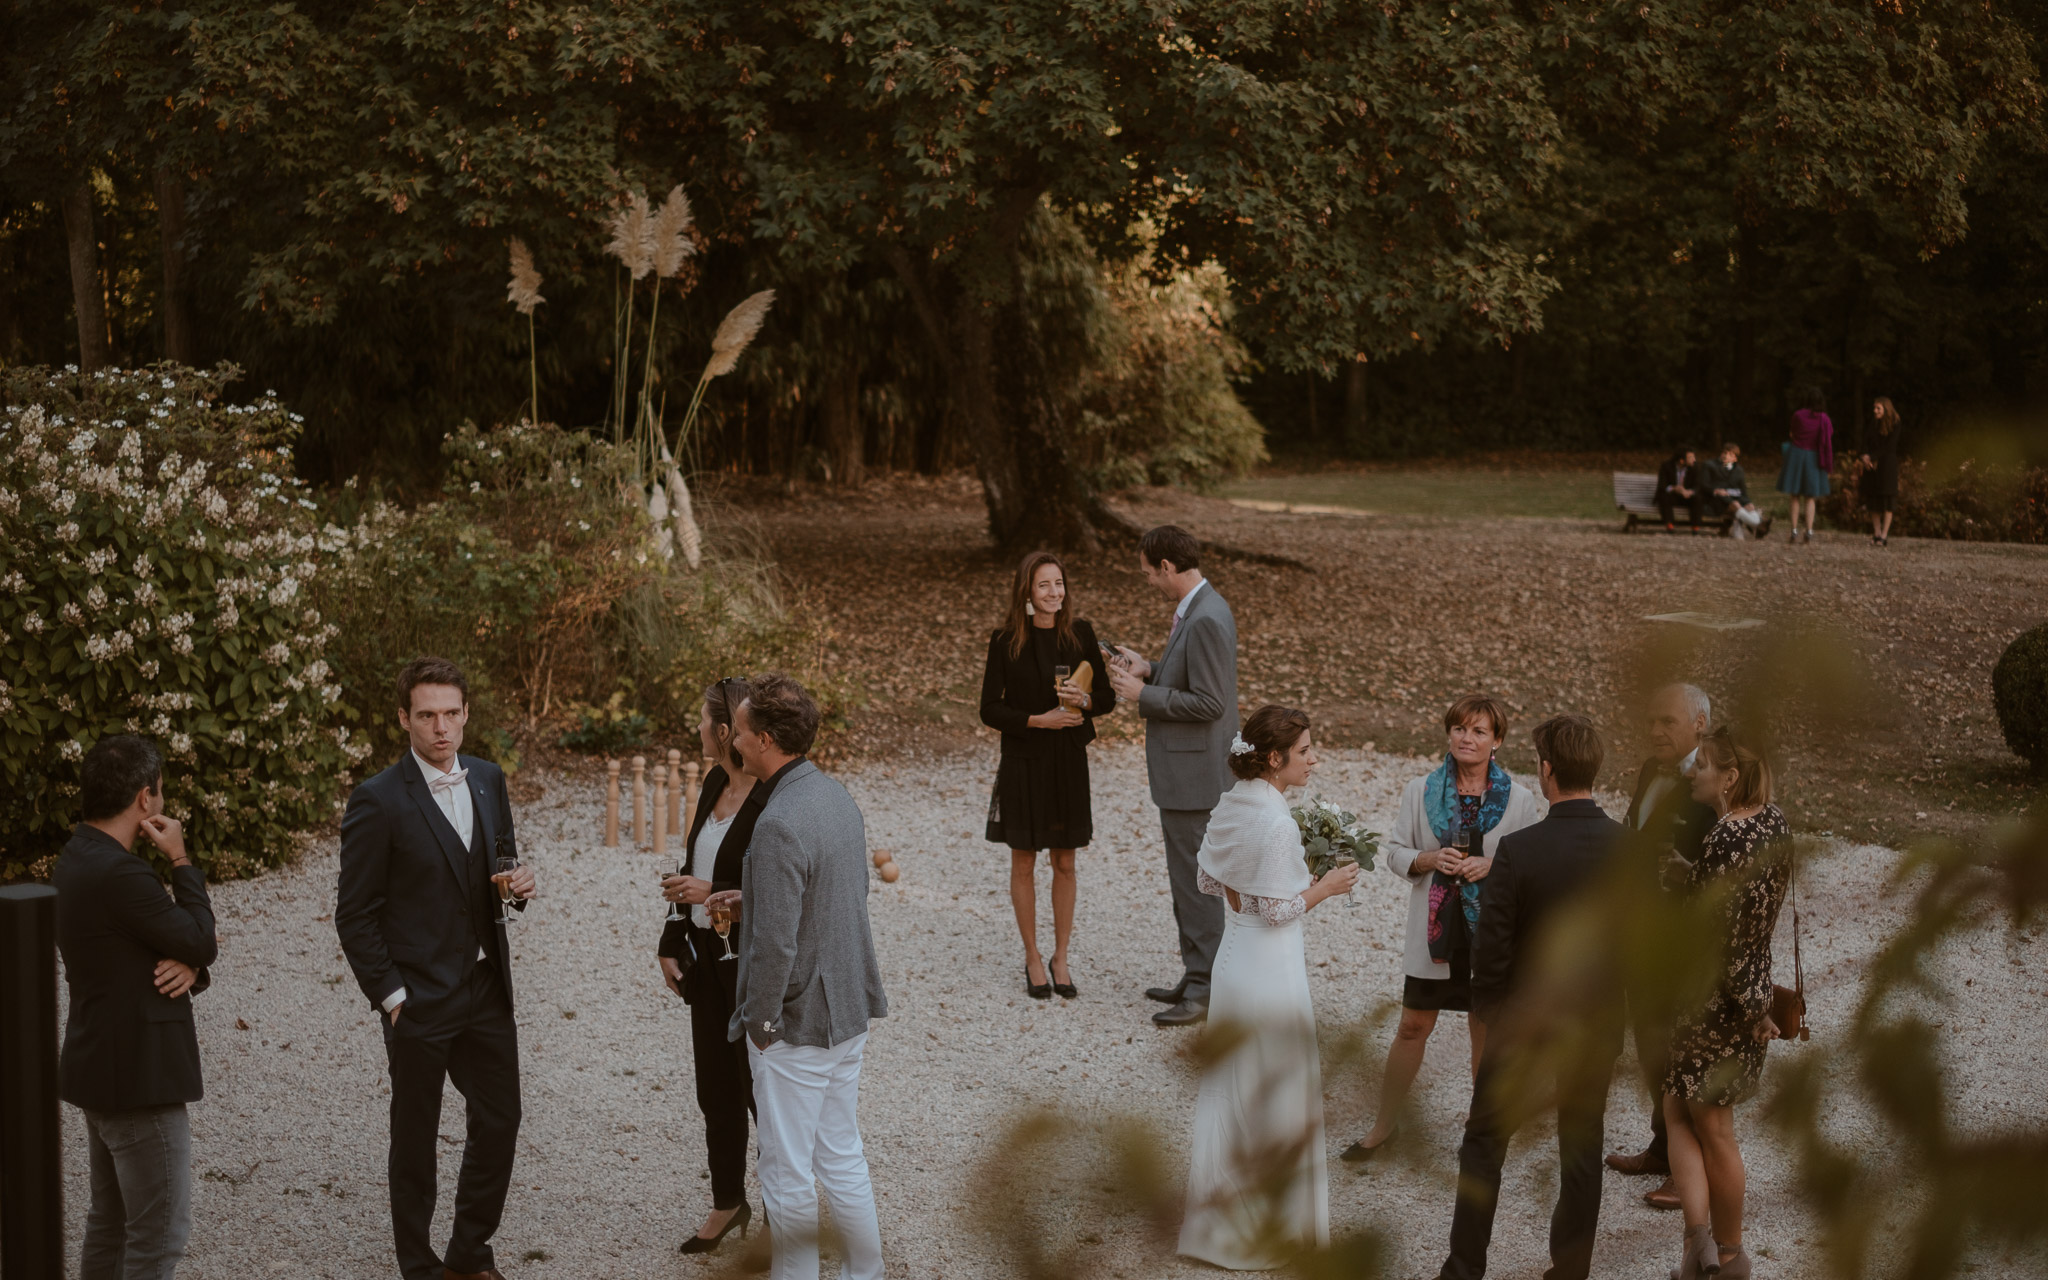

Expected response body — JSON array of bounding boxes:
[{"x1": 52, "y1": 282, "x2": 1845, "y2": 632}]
[
  {"x1": 711, "y1": 898, "x2": 737, "y2": 961},
  {"x1": 493, "y1": 855, "x2": 521, "y2": 925},
  {"x1": 662, "y1": 854, "x2": 686, "y2": 924}
]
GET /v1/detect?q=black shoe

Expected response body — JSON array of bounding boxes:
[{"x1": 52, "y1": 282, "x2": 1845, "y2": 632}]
[
  {"x1": 1145, "y1": 981, "x2": 1188, "y2": 1005},
  {"x1": 1049, "y1": 956, "x2": 1077, "y2": 1000},
  {"x1": 1339, "y1": 1129, "x2": 1398, "y2": 1164},
  {"x1": 680, "y1": 1201, "x2": 751, "y2": 1255},
  {"x1": 1025, "y1": 960, "x2": 1052, "y2": 1000},
  {"x1": 1152, "y1": 998, "x2": 1208, "y2": 1026}
]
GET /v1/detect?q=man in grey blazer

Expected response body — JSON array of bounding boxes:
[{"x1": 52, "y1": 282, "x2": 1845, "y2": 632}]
[
  {"x1": 1107, "y1": 525, "x2": 1240, "y2": 1026},
  {"x1": 710, "y1": 673, "x2": 888, "y2": 1280}
]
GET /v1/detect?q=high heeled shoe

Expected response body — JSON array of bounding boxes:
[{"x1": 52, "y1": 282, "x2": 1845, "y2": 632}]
[
  {"x1": 1048, "y1": 956, "x2": 1077, "y2": 999},
  {"x1": 1716, "y1": 1247, "x2": 1751, "y2": 1279},
  {"x1": 1669, "y1": 1223, "x2": 1721, "y2": 1280},
  {"x1": 1025, "y1": 960, "x2": 1051, "y2": 1000},
  {"x1": 680, "y1": 1201, "x2": 751, "y2": 1254}
]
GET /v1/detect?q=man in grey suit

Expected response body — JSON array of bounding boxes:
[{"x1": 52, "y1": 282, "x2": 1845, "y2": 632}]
[
  {"x1": 709, "y1": 673, "x2": 888, "y2": 1280},
  {"x1": 1107, "y1": 524, "x2": 1240, "y2": 1026}
]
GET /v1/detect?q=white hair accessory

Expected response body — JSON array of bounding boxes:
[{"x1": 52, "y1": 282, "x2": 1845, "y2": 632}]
[{"x1": 1228, "y1": 733, "x2": 1256, "y2": 756}]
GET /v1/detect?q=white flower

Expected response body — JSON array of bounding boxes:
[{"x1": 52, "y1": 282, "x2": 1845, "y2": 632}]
[
  {"x1": 268, "y1": 577, "x2": 299, "y2": 606},
  {"x1": 0, "y1": 570, "x2": 24, "y2": 593},
  {"x1": 170, "y1": 732, "x2": 193, "y2": 755},
  {"x1": 138, "y1": 659, "x2": 160, "y2": 679},
  {"x1": 172, "y1": 632, "x2": 193, "y2": 656},
  {"x1": 55, "y1": 521, "x2": 79, "y2": 543},
  {"x1": 162, "y1": 611, "x2": 193, "y2": 635},
  {"x1": 86, "y1": 635, "x2": 114, "y2": 662},
  {"x1": 83, "y1": 547, "x2": 116, "y2": 575},
  {"x1": 215, "y1": 600, "x2": 239, "y2": 631},
  {"x1": 85, "y1": 585, "x2": 107, "y2": 611},
  {"x1": 263, "y1": 641, "x2": 290, "y2": 666},
  {"x1": 225, "y1": 727, "x2": 246, "y2": 747},
  {"x1": 53, "y1": 490, "x2": 76, "y2": 515},
  {"x1": 21, "y1": 611, "x2": 45, "y2": 634},
  {"x1": 58, "y1": 739, "x2": 83, "y2": 761},
  {"x1": 132, "y1": 554, "x2": 154, "y2": 577},
  {"x1": 0, "y1": 487, "x2": 17, "y2": 515},
  {"x1": 58, "y1": 601, "x2": 85, "y2": 626},
  {"x1": 135, "y1": 581, "x2": 157, "y2": 607},
  {"x1": 152, "y1": 713, "x2": 172, "y2": 735}
]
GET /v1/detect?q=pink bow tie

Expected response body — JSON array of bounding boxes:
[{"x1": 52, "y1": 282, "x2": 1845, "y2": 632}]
[{"x1": 428, "y1": 767, "x2": 469, "y2": 795}]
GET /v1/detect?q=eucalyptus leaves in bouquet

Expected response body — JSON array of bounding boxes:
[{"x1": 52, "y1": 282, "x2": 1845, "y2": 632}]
[
  {"x1": 1292, "y1": 798, "x2": 1379, "y2": 879},
  {"x1": 0, "y1": 364, "x2": 370, "y2": 880}
]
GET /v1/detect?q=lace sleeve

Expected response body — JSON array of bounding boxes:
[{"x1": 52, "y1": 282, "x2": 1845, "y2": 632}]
[
  {"x1": 1198, "y1": 867, "x2": 1227, "y2": 898},
  {"x1": 1238, "y1": 891, "x2": 1308, "y2": 926}
]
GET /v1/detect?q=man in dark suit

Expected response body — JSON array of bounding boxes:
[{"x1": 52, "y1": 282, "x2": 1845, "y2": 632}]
[
  {"x1": 1656, "y1": 448, "x2": 1705, "y2": 532},
  {"x1": 1438, "y1": 715, "x2": 1626, "y2": 1280},
  {"x1": 338, "y1": 657, "x2": 537, "y2": 1280},
  {"x1": 1606, "y1": 681, "x2": 1716, "y2": 1210},
  {"x1": 55, "y1": 734, "x2": 219, "y2": 1280}
]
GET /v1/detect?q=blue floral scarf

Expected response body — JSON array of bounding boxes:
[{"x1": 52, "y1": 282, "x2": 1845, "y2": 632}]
[{"x1": 1423, "y1": 754, "x2": 1512, "y2": 961}]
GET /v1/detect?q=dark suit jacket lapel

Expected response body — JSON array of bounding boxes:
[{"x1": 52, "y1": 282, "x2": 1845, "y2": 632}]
[
  {"x1": 399, "y1": 751, "x2": 472, "y2": 891},
  {"x1": 467, "y1": 759, "x2": 497, "y2": 864}
]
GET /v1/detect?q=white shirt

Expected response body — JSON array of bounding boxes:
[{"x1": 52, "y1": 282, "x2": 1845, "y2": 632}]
[
  {"x1": 383, "y1": 749, "x2": 483, "y2": 1013},
  {"x1": 689, "y1": 813, "x2": 733, "y2": 929},
  {"x1": 1635, "y1": 746, "x2": 1699, "y2": 830},
  {"x1": 1175, "y1": 577, "x2": 1208, "y2": 623}
]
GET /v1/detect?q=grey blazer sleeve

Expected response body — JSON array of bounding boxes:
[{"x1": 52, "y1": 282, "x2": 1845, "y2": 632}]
[
  {"x1": 1137, "y1": 612, "x2": 1231, "y2": 723},
  {"x1": 734, "y1": 813, "x2": 806, "y2": 1045}
]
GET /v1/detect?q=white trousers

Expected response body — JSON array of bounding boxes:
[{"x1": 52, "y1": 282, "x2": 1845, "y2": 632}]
[{"x1": 747, "y1": 1032, "x2": 884, "y2": 1280}]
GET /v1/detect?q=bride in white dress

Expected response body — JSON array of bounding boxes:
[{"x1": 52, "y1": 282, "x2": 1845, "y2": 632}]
[{"x1": 1178, "y1": 707, "x2": 1360, "y2": 1271}]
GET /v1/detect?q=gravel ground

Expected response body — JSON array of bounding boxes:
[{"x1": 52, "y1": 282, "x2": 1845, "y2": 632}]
[{"x1": 58, "y1": 743, "x2": 2048, "y2": 1279}]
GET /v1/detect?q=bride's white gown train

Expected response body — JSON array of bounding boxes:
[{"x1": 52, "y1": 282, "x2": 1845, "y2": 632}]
[{"x1": 1177, "y1": 780, "x2": 1330, "y2": 1270}]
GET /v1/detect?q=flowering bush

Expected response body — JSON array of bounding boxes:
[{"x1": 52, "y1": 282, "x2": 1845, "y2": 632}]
[
  {"x1": 1824, "y1": 456, "x2": 2048, "y2": 543},
  {"x1": 0, "y1": 365, "x2": 371, "y2": 880}
]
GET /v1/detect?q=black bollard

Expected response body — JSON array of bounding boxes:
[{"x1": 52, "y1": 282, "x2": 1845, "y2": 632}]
[{"x1": 0, "y1": 884, "x2": 62, "y2": 1280}]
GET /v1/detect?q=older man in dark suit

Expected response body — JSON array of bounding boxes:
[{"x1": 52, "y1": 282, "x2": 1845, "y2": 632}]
[
  {"x1": 1438, "y1": 715, "x2": 1627, "y2": 1280},
  {"x1": 1607, "y1": 681, "x2": 1717, "y2": 1210},
  {"x1": 337, "y1": 657, "x2": 537, "y2": 1280},
  {"x1": 55, "y1": 734, "x2": 219, "y2": 1280}
]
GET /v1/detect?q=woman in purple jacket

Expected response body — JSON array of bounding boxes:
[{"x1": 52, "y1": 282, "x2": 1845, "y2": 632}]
[{"x1": 1776, "y1": 385, "x2": 1834, "y2": 544}]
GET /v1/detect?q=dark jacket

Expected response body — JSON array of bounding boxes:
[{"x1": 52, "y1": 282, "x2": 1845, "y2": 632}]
[
  {"x1": 658, "y1": 762, "x2": 768, "y2": 1006},
  {"x1": 1656, "y1": 455, "x2": 1700, "y2": 497},
  {"x1": 1865, "y1": 426, "x2": 1902, "y2": 496},
  {"x1": 1701, "y1": 458, "x2": 1749, "y2": 508},
  {"x1": 979, "y1": 618, "x2": 1115, "y2": 756},
  {"x1": 336, "y1": 752, "x2": 522, "y2": 1028},
  {"x1": 53, "y1": 824, "x2": 218, "y2": 1112},
  {"x1": 1468, "y1": 798, "x2": 1627, "y2": 1052},
  {"x1": 1623, "y1": 755, "x2": 1713, "y2": 870}
]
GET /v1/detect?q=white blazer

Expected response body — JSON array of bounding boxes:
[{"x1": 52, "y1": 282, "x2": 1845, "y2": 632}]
[{"x1": 1381, "y1": 773, "x2": 1544, "y2": 981}]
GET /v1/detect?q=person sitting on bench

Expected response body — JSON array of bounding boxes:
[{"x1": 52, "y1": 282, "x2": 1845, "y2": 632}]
[
  {"x1": 1656, "y1": 448, "x2": 1706, "y2": 533},
  {"x1": 1702, "y1": 443, "x2": 1771, "y2": 539}
]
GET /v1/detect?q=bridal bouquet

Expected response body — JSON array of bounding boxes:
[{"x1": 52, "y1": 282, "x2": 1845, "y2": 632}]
[{"x1": 1292, "y1": 799, "x2": 1380, "y2": 878}]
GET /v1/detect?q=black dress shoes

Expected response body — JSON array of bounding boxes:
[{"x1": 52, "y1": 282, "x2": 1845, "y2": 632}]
[
  {"x1": 1145, "y1": 980, "x2": 1189, "y2": 1004},
  {"x1": 1152, "y1": 998, "x2": 1208, "y2": 1026}
]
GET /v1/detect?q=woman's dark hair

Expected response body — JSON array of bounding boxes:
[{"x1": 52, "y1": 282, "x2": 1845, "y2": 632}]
[
  {"x1": 1002, "y1": 550, "x2": 1080, "y2": 661},
  {"x1": 1531, "y1": 714, "x2": 1604, "y2": 793},
  {"x1": 80, "y1": 734, "x2": 164, "y2": 821},
  {"x1": 1139, "y1": 524, "x2": 1202, "y2": 574},
  {"x1": 740, "y1": 672, "x2": 821, "y2": 757},
  {"x1": 1797, "y1": 385, "x2": 1827, "y2": 413},
  {"x1": 397, "y1": 655, "x2": 469, "y2": 712},
  {"x1": 1230, "y1": 705, "x2": 1312, "y2": 781},
  {"x1": 1698, "y1": 724, "x2": 1774, "y2": 809},
  {"x1": 1873, "y1": 395, "x2": 1901, "y2": 436},
  {"x1": 702, "y1": 678, "x2": 747, "y2": 769}
]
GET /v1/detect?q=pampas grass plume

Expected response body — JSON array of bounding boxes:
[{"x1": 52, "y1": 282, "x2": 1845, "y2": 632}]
[
  {"x1": 704, "y1": 290, "x2": 777, "y2": 378},
  {"x1": 652, "y1": 186, "x2": 695, "y2": 279},
  {"x1": 507, "y1": 238, "x2": 544, "y2": 314},
  {"x1": 606, "y1": 190, "x2": 655, "y2": 280}
]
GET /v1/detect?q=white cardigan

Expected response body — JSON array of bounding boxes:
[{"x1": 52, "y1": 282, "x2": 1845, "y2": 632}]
[{"x1": 1381, "y1": 773, "x2": 1544, "y2": 981}]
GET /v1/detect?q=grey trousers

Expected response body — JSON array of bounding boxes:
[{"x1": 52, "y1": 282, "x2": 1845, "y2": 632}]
[
  {"x1": 1161, "y1": 807, "x2": 1223, "y2": 1002},
  {"x1": 81, "y1": 1104, "x2": 192, "y2": 1280}
]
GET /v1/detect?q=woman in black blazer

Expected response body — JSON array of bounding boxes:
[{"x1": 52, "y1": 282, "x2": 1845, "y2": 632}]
[
  {"x1": 657, "y1": 677, "x2": 766, "y2": 1256},
  {"x1": 980, "y1": 550, "x2": 1115, "y2": 1000}
]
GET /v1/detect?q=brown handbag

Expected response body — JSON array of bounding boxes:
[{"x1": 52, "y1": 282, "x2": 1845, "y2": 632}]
[{"x1": 1770, "y1": 846, "x2": 1809, "y2": 1041}]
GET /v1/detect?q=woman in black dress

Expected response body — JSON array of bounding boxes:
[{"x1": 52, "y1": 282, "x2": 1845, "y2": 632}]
[
  {"x1": 1663, "y1": 725, "x2": 1792, "y2": 1280},
  {"x1": 980, "y1": 550, "x2": 1114, "y2": 999},
  {"x1": 1861, "y1": 395, "x2": 1904, "y2": 546},
  {"x1": 656, "y1": 678, "x2": 767, "y2": 1256}
]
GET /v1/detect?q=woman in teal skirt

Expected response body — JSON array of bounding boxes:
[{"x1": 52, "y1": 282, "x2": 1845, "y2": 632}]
[{"x1": 1777, "y1": 385, "x2": 1834, "y2": 544}]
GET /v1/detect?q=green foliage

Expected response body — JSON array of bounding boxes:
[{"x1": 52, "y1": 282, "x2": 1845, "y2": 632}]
[
  {"x1": 1290, "y1": 799, "x2": 1379, "y2": 879},
  {"x1": 0, "y1": 365, "x2": 369, "y2": 880},
  {"x1": 1824, "y1": 458, "x2": 2048, "y2": 544},
  {"x1": 557, "y1": 690, "x2": 654, "y2": 755},
  {"x1": 1992, "y1": 623, "x2": 2048, "y2": 771}
]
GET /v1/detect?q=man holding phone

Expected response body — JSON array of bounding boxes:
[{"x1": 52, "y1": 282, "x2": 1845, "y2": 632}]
[{"x1": 1105, "y1": 524, "x2": 1240, "y2": 1027}]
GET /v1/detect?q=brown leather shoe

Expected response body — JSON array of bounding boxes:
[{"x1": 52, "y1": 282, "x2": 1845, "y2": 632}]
[
  {"x1": 1604, "y1": 1147, "x2": 1670, "y2": 1176},
  {"x1": 1643, "y1": 1176, "x2": 1681, "y2": 1210},
  {"x1": 443, "y1": 1269, "x2": 506, "y2": 1280}
]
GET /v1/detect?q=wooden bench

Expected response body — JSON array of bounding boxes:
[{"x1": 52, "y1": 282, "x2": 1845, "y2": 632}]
[{"x1": 1614, "y1": 472, "x2": 1734, "y2": 534}]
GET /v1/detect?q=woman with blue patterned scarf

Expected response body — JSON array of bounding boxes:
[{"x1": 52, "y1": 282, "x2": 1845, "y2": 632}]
[{"x1": 1340, "y1": 695, "x2": 1542, "y2": 1163}]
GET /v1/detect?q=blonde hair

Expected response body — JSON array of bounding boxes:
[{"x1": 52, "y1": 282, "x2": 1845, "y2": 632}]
[{"x1": 1699, "y1": 724, "x2": 1773, "y2": 809}]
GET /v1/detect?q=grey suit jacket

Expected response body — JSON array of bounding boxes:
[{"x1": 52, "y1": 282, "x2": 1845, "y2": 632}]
[
  {"x1": 729, "y1": 760, "x2": 889, "y2": 1049},
  {"x1": 1137, "y1": 580, "x2": 1240, "y2": 811}
]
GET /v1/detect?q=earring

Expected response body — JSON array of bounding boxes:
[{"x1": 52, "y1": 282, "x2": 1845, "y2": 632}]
[{"x1": 1025, "y1": 601, "x2": 1035, "y2": 616}]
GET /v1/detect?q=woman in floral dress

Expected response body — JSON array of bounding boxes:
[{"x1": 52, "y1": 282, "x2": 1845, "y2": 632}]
[{"x1": 1663, "y1": 726, "x2": 1793, "y2": 1280}]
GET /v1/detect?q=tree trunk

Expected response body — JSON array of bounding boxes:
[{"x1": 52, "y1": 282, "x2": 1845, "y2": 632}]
[
  {"x1": 1343, "y1": 359, "x2": 1369, "y2": 454},
  {"x1": 155, "y1": 170, "x2": 198, "y2": 366},
  {"x1": 819, "y1": 365, "x2": 864, "y2": 487},
  {"x1": 1730, "y1": 226, "x2": 1759, "y2": 436},
  {"x1": 60, "y1": 178, "x2": 110, "y2": 374}
]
